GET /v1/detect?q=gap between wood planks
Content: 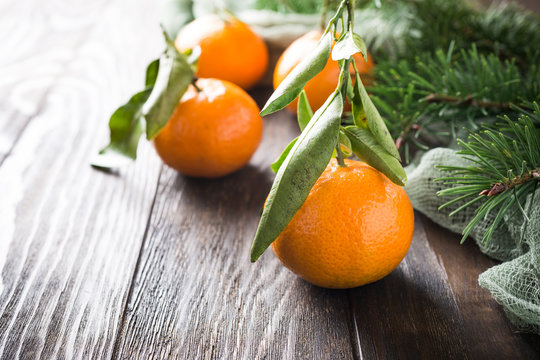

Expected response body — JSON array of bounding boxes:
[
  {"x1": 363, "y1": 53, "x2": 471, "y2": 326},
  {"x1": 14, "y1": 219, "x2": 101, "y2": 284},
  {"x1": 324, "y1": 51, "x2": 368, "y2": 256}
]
[
  {"x1": 111, "y1": 164, "x2": 164, "y2": 357},
  {"x1": 108, "y1": 95, "x2": 356, "y2": 359},
  {"x1": 0, "y1": 0, "x2": 164, "y2": 357}
]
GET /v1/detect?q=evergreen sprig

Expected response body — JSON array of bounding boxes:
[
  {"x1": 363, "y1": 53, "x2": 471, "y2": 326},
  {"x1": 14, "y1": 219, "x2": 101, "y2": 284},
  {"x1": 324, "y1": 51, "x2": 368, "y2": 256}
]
[
  {"x1": 253, "y1": 0, "x2": 540, "y2": 67},
  {"x1": 436, "y1": 105, "x2": 540, "y2": 245},
  {"x1": 463, "y1": 3, "x2": 540, "y2": 68},
  {"x1": 369, "y1": 46, "x2": 540, "y2": 163},
  {"x1": 402, "y1": 0, "x2": 540, "y2": 67}
]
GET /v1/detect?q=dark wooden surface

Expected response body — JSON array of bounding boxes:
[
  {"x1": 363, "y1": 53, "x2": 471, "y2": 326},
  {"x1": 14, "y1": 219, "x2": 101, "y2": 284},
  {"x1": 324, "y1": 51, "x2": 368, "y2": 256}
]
[{"x1": 1, "y1": 0, "x2": 539, "y2": 359}]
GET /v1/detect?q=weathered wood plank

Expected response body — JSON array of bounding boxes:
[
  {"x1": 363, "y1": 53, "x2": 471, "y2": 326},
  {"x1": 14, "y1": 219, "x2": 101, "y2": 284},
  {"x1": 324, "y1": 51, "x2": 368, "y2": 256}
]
[
  {"x1": 0, "y1": 0, "x2": 112, "y2": 167},
  {"x1": 0, "y1": 0, "x2": 164, "y2": 358},
  {"x1": 422, "y1": 216, "x2": 540, "y2": 360},
  {"x1": 113, "y1": 99, "x2": 355, "y2": 360},
  {"x1": 348, "y1": 215, "x2": 471, "y2": 359}
]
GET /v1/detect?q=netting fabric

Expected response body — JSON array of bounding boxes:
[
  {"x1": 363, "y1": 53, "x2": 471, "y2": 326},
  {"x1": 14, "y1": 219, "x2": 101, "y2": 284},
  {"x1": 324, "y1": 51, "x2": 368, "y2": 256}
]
[{"x1": 406, "y1": 148, "x2": 540, "y2": 334}]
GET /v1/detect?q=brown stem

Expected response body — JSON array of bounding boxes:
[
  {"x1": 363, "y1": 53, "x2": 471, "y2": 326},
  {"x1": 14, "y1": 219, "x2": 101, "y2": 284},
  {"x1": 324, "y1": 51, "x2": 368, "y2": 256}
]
[
  {"x1": 395, "y1": 123, "x2": 421, "y2": 150},
  {"x1": 192, "y1": 77, "x2": 202, "y2": 92},
  {"x1": 335, "y1": 144, "x2": 346, "y2": 167},
  {"x1": 480, "y1": 168, "x2": 540, "y2": 197}
]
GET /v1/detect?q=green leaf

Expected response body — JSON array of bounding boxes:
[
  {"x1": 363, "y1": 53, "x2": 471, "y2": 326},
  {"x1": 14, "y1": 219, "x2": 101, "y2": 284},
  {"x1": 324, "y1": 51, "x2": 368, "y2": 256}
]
[
  {"x1": 351, "y1": 78, "x2": 366, "y2": 128},
  {"x1": 346, "y1": 73, "x2": 355, "y2": 102},
  {"x1": 143, "y1": 42, "x2": 194, "y2": 139},
  {"x1": 145, "y1": 59, "x2": 160, "y2": 87},
  {"x1": 271, "y1": 137, "x2": 298, "y2": 173},
  {"x1": 251, "y1": 93, "x2": 344, "y2": 261},
  {"x1": 182, "y1": 46, "x2": 201, "y2": 72},
  {"x1": 297, "y1": 90, "x2": 313, "y2": 131},
  {"x1": 91, "y1": 88, "x2": 152, "y2": 168},
  {"x1": 260, "y1": 33, "x2": 332, "y2": 116},
  {"x1": 354, "y1": 71, "x2": 401, "y2": 160},
  {"x1": 344, "y1": 126, "x2": 407, "y2": 186},
  {"x1": 332, "y1": 32, "x2": 368, "y2": 62},
  {"x1": 339, "y1": 129, "x2": 353, "y2": 156}
]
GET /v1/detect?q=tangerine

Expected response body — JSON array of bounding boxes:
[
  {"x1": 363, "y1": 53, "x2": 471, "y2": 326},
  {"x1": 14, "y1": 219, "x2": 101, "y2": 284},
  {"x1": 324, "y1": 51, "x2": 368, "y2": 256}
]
[
  {"x1": 271, "y1": 159, "x2": 414, "y2": 289},
  {"x1": 273, "y1": 30, "x2": 375, "y2": 113},
  {"x1": 153, "y1": 78, "x2": 263, "y2": 178},
  {"x1": 175, "y1": 14, "x2": 268, "y2": 90}
]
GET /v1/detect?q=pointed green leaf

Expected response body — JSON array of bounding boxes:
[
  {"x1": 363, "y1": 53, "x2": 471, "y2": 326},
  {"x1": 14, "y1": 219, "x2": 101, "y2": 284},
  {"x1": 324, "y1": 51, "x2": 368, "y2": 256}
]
[
  {"x1": 339, "y1": 129, "x2": 353, "y2": 156},
  {"x1": 352, "y1": 33, "x2": 368, "y2": 62},
  {"x1": 271, "y1": 137, "x2": 298, "y2": 173},
  {"x1": 354, "y1": 71, "x2": 401, "y2": 159},
  {"x1": 346, "y1": 73, "x2": 355, "y2": 103},
  {"x1": 251, "y1": 93, "x2": 344, "y2": 261},
  {"x1": 143, "y1": 42, "x2": 194, "y2": 139},
  {"x1": 332, "y1": 32, "x2": 368, "y2": 62},
  {"x1": 91, "y1": 88, "x2": 152, "y2": 168},
  {"x1": 92, "y1": 57, "x2": 162, "y2": 168},
  {"x1": 297, "y1": 90, "x2": 313, "y2": 131},
  {"x1": 260, "y1": 33, "x2": 332, "y2": 116},
  {"x1": 344, "y1": 126, "x2": 407, "y2": 186},
  {"x1": 351, "y1": 78, "x2": 367, "y2": 128},
  {"x1": 145, "y1": 59, "x2": 160, "y2": 87},
  {"x1": 182, "y1": 46, "x2": 201, "y2": 72}
]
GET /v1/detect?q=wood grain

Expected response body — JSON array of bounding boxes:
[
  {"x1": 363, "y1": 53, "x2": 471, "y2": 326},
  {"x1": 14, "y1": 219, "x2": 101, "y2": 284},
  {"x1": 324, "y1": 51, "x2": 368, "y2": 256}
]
[
  {"x1": 0, "y1": 0, "x2": 111, "y2": 166},
  {"x1": 0, "y1": 0, "x2": 165, "y2": 358},
  {"x1": 348, "y1": 216, "x2": 471, "y2": 360},
  {"x1": 0, "y1": 0, "x2": 538, "y2": 358},
  {"x1": 422, "y1": 216, "x2": 540, "y2": 360},
  {"x1": 112, "y1": 100, "x2": 355, "y2": 360}
]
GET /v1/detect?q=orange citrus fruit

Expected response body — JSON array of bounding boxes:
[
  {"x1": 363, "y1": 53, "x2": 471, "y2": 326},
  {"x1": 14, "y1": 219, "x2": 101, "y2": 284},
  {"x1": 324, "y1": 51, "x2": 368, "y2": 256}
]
[
  {"x1": 273, "y1": 30, "x2": 375, "y2": 113},
  {"x1": 271, "y1": 159, "x2": 414, "y2": 289},
  {"x1": 175, "y1": 14, "x2": 269, "y2": 90},
  {"x1": 153, "y1": 78, "x2": 263, "y2": 178}
]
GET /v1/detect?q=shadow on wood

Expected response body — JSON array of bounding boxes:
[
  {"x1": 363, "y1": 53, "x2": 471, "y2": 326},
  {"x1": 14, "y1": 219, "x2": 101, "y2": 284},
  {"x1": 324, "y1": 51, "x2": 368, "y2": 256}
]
[{"x1": 348, "y1": 215, "x2": 470, "y2": 359}]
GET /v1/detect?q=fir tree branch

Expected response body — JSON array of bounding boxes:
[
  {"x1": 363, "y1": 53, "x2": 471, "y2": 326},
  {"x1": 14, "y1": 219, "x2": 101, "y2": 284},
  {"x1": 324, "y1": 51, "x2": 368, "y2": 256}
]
[
  {"x1": 370, "y1": 46, "x2": 540, "y2": 162},
  {"x1": 479, "y1": 168, "x2": 540, "y2": 197},
  {"x1": 423, "y1": 94, "x2": 512, "y2": 110},
  {"x1": 436, "y1": 106, "x2": 540, "y2": 244}
]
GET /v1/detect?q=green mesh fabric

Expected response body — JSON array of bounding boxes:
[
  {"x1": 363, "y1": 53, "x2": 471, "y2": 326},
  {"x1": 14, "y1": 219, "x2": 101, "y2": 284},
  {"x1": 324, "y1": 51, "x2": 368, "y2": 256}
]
[{"x1": 406, "y1": 148, "x2": 540, "y2": 334}]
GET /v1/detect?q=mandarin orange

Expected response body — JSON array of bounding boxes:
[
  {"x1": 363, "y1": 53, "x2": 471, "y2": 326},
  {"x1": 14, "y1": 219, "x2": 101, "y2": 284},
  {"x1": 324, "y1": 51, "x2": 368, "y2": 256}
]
[
  {"x1": 175, "y1": 14, "x2": 268, "y2": 90},
  {"x1": 273, "y1": 30, "x2": 375, "y2": 113},
  {"x1": 271, "y1": 159, "x2": 414, "y2": 289},
  {"x1": 153, "y1": 78, "x2": 263, "y2": 178}
]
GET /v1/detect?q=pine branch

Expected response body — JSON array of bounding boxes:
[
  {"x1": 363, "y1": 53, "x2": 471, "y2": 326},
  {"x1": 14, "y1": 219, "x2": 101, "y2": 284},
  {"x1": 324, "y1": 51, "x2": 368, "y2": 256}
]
[
  {"x1": 472, "y1": 3, "x2": 540, "y2": 68},
  {"x1": 253, "y1": 0, "x2": 540, "y2": 67},
  {"x1": 254, "y1": 0, "x2": 323, "y2": 13},
  {"x1": 401, "y1": 0, "x2": 540, "y2": 67},
  {"x1": 436, "y1": 106, "x2": 540, "y2": 245},
  {"x1": 369, "y1": 46, "x2": 540, "y2": 162},
  {"x1": 423, "y1": 94, "x2": 512, "y2": 111}
]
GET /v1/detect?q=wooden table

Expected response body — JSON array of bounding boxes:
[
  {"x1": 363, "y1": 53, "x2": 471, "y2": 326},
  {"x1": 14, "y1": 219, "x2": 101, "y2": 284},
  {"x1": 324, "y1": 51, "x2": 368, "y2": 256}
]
[{"x1": 1, "y1": 0, "x2": 539, "y2": 359}]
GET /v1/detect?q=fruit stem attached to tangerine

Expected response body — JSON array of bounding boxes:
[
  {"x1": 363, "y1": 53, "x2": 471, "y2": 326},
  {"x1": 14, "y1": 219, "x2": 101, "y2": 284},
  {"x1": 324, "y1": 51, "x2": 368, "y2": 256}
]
[
  {"x1": 335, "y1": 144, "x2": 346, "y2": 167},
  {"x1": 191, "y1": 77, "x2": 202, "y2": 92}
]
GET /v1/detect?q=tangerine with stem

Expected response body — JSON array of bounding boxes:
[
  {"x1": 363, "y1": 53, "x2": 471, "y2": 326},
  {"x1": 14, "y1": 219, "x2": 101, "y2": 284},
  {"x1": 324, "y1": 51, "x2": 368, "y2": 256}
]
[
  {"x1": 153, "y1": 78, "x2": 263, "y2": 178},
  {"x1": 271, "y1": 159, "x2": 414, "y2": 289}
]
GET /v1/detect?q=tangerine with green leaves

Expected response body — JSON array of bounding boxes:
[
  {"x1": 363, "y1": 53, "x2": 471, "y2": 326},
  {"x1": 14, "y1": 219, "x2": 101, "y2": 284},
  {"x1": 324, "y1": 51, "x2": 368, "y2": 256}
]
[
  {"x1": 153, "y1": 78, "x2": 263, "y2": 178},
  {"x1": 175, "y1": 14, "x2": 269, "y2": 90},
  {"x1": 273, "y1": 30, "x2": 375, "y2": 113},
  {"x1": 271, "y1": 159, "x2": 414, "y2": 289}
]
